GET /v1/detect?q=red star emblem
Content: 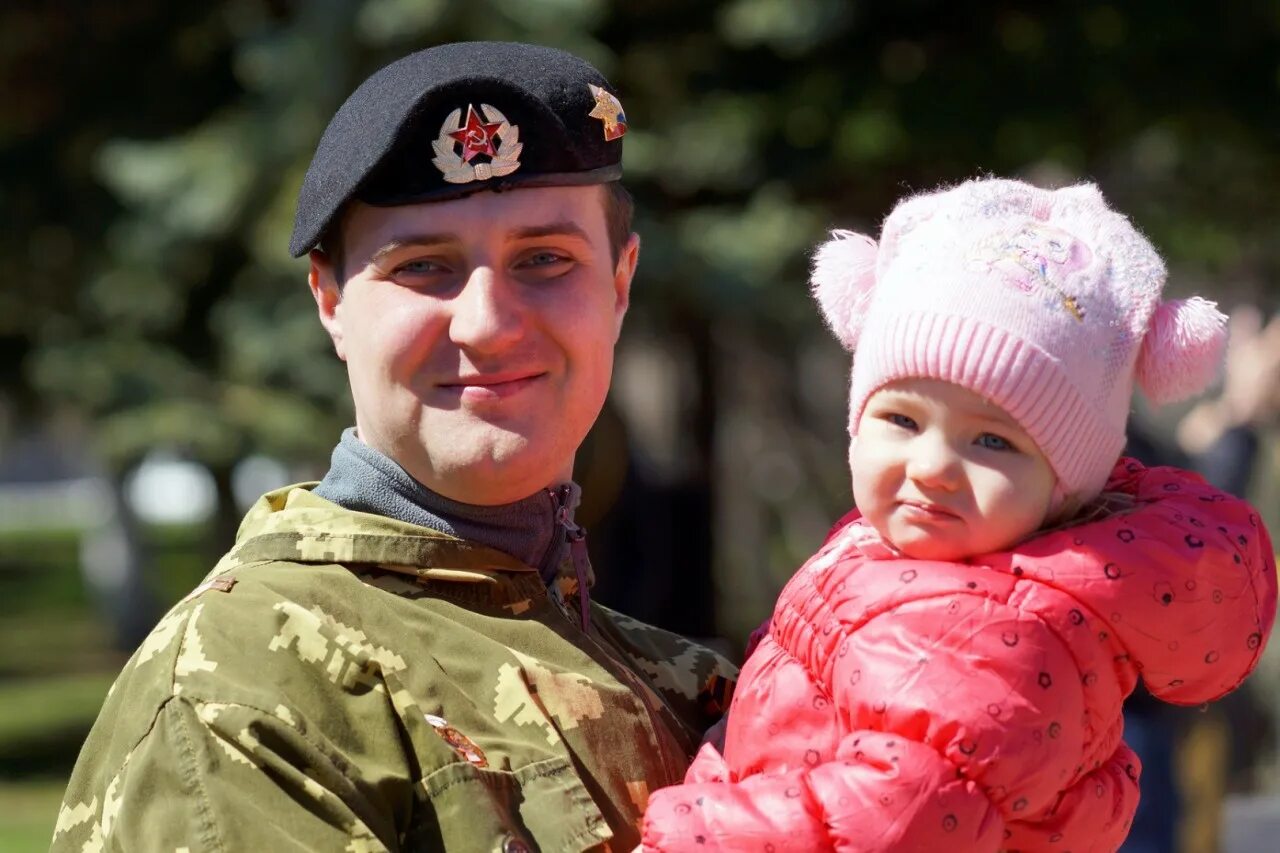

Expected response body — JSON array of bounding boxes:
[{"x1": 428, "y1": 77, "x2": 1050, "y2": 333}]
[{"x1": 448, "y1": 105, "x2": 503, "y2": 162}]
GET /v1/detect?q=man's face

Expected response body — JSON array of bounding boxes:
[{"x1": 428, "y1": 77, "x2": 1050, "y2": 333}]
[
  {"x1": 850, "y1": 377, "x2": 1056, "y2": 561},
  {"x1": 309, "y1": 185, "x2": 637, "y2": 505}
]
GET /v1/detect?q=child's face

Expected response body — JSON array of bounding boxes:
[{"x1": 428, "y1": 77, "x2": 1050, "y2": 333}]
[{"x1": 851, "y1": 378, "x2": 1056, "y2": 561}]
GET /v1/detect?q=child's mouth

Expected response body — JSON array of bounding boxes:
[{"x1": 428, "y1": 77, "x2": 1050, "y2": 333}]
[{"x1": 898, "y1": 500, "x2": 962, "y2": 521}]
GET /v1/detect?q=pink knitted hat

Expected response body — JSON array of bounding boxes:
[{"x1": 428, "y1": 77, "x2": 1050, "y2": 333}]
[{"x1": 812, "y1": 178, "x2": 1228, "y2": 502}]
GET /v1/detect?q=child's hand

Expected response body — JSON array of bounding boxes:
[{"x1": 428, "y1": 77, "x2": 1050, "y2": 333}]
[{"x1": 702, "y1": 714, "x2": 728, "y2": 751}]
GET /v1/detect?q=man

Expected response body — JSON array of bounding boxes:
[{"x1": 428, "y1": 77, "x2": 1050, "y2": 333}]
[{"x1": 53, "y1": 42, "x2": 735, "y2": 852}]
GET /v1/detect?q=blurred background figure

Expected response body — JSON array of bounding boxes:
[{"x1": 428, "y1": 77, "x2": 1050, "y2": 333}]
[{"x1": 1, "y1": 2, "x2": 1277, "y2": 850}]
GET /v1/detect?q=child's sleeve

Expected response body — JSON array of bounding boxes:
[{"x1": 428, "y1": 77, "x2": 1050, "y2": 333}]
[
  {"x1": 1017, "y1": 461, "x2": 1278, "y2": 706},
  {"x1": 642, "y1": 735, "x2": 1138, "y2": 852},
  {"x1": 1122, "y1": 464, "x2": 1276, "y2": 703},
  {"x1": 642, "y1": 734, "x2": 1002, "y2": 852},
  {"x1": 641, "y1": 600, "x2": 1140, "y2": 852}
]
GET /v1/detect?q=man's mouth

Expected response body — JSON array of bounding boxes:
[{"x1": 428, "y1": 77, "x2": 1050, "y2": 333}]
[{"x1": 438, "y1": 371, "x2": 547, "y2": 401}]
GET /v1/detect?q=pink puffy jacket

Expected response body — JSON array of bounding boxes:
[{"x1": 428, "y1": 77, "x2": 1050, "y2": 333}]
[{"x1": 643, "y1": 460, "x2": 1276, "y2": 851}]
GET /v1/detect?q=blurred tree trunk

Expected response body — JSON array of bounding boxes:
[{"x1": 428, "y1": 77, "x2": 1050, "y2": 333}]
[
  {"x1": 78, "y1": 469, "x2": 159, "y2": 652},
  {"x1": 208, "y1": 460, "x2": 241, "y2": 563}
]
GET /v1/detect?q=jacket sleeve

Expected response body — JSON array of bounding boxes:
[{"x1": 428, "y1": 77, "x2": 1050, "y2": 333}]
[
  {"x1": 1004, "y1": 460, "x2": 1277, "y2": 706},
  {"x1": 643, "y1": 733, "x2": 1140, "y2": 853},
  {"x1": 1115, "y1": 463, "x2": 1277, "y2": 703},
  {"x1": 642, "y1": 732, "x2": 1005, "y2": 852},
  {"x1": 51, "y1": 579, "x2": 425, "y2": 853},
  {"x1": 1002, "y1": 739, "x2": 1139, "y2": 853},
  {"x1": 643, "y1": 538, "x2": 1142, "y2": 853},
  {"x1": 51, "y1": 694, "x2": 400, "y2": 852},
  {"x1": 593, "y1": 603, "x2": 741, "y2": 739}
]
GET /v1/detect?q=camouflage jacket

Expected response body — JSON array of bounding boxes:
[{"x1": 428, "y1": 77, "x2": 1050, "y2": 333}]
[{"x1": 53, "y1": 486, "x2": 737, "y2": 852}]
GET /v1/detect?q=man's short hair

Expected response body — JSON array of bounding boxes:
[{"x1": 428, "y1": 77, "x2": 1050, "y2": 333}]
[{"x1": 602, "y1": 182, "x2": 635, "y2": 266}]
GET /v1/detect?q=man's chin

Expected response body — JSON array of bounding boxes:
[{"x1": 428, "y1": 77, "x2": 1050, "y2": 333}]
[{"x1": 418, "y1": 435, "x2": 571, "y2": 501}]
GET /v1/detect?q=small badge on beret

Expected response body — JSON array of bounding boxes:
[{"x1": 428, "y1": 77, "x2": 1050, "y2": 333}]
[
  {"x1": 431, "y1": 103, "x2": 523, "y2": 184},
  {"x1": 587, "y1": 84, "x2": 627, "y2": 141}
]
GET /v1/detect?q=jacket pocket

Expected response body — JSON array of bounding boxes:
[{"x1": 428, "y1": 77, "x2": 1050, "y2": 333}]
[{"x1": 408, "y1": 755, "x2": 612, "y2": 852}]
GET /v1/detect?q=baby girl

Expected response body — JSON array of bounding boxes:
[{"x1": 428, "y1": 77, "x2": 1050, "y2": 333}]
[{"x1": 642, "y1": 178, "x2": 1277, "y2": 852}]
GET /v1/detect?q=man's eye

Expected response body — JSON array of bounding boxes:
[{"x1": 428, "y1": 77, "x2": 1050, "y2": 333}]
[
  {"x1": 396, "y1": 259, "x2": 446, "y2": 275},
  {"x1": 976, "y1": 433, "x2": 1014, "y2": 451},
  {"x1": 886, "y1": 413, "x2": 917, "y2": 431},
  {"x1": 519, "y1": 251, "x2": 571, "y2": 268}
]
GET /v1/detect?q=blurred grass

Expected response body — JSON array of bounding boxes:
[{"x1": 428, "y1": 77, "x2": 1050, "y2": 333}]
[
  {"x1": 0, "y1": 523, "x2": 211, "y2": 619},
  {"x1": 0, "y1": 521, "x2": 210, "y2": 849},
  {"x1": 0, "y1": 610, "x2": 121, "y2": 677},
  {"x1": 0, "y1": 673, "x2": 116, "y2": 761},
  {"x1": 0, "y1": 670, "x2": 116, "y2": 850},
  {"x1": 0, "y1": 529, "x2": 90, "y2": 618},
  {"x1": 0, "y1": 779, "x2": 68, "y2": 852}
]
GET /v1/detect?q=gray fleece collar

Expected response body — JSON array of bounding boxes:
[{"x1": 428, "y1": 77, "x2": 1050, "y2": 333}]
[{"x1": 313, "y1": 428, "x2": 581, "y2": 584}]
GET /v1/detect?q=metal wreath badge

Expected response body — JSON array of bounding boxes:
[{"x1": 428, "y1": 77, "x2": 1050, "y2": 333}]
[{"x1": 431, "y1": 103, "x2": 523, "y2": 184}]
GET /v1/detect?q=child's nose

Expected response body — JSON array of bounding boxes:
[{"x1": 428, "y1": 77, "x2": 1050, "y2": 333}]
[{"x1": 906, "y1": 435, "x2": 962, "y2": 490}]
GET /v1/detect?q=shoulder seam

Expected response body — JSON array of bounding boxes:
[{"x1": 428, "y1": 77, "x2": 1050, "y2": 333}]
[{"x1": 169, "y1": 695, "x2": 227, "y2": 853}]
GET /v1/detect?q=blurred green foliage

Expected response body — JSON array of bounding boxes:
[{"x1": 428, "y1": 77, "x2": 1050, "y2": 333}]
[
  {"x1": 2, "y1": 0, "x2": 1279, "y2": 656},
  {"x1": 2, "y1": 1, "x2": 1279, "y2": 845},
  {"x1": 1, "y1": 0, "x2": 1277, "y2": 634},
  {"x1": 4, "y1": 0, "x2": 1277, "y2": 470},
  {"x1": 0, "y1": 524, "x2": 208, "y2": 622}
]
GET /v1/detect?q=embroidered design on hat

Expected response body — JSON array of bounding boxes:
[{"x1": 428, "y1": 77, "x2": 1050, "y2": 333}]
[
  {"x1": 587, "y1": 84, "x2": 627, "y2": 141},
  {"x1": 431, "y1": 104, "x2": 523, "y2": 184},
  {"x1": 967, "y1": 223, "x2": 1089, "y2": 321}
]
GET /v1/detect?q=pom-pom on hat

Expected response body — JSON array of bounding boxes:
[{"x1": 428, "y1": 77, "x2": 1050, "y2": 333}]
[{"x1": 812, "y1": 178, "x2": 1228, "y2": 502}]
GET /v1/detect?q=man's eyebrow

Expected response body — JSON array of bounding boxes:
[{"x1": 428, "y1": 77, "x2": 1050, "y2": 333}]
[
  {"x1": 509, "y1": 221, "x2": 594, "y2": 243},
  {"x1": 369, "y1": 233, "x2": 458, "y2": 265}
]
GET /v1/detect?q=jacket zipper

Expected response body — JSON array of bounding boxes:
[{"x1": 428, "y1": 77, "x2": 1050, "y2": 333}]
[
  {"x1": 544, "y1": 486, "x2": 684, "y2": 787},
  {"x1": 548, "y1": 485, "x2": 592, "y2": 632}
]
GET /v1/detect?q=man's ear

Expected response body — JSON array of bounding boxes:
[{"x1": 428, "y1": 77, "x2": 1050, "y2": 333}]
[
  {"x1": 612, "y1": 232, "x2": 640, "y2": 338},
  {"x1": 309, "y1": 249, "x2": 347, "y2": 361}
]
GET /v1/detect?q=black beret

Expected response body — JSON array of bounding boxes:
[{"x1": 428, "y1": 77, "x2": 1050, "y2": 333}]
[{"x1": 289, "y1": 41, "x2": 629, "y2": 258}]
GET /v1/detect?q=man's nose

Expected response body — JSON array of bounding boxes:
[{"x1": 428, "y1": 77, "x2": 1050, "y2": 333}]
[
  {"x1": 906, "y1": 432, "x2": 962, "y2": 491},
  {"x1": 448, "y1": 267, "x2": 525, "y2": 352}
]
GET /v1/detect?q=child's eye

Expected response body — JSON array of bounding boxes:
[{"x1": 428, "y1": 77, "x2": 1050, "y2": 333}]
[
  {"x1": 976, "y1": 433, "x2": 1014, "y2": 451},
  {"x1": 886, "y1": 413, "x2": 918, "y2": 431}
]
